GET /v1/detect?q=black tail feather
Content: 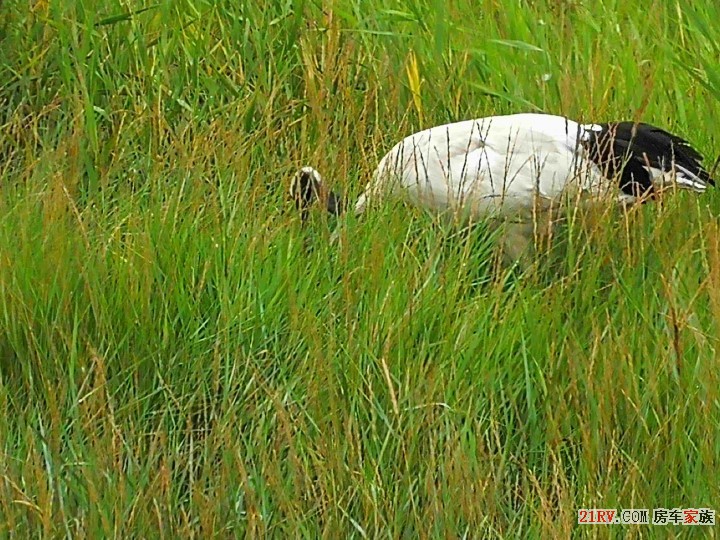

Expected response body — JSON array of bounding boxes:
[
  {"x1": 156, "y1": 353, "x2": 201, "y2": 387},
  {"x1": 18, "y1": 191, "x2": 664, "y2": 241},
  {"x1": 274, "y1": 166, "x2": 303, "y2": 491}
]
[{"x1": 583, "y1": 122, "x2": 714, "y2": 197}]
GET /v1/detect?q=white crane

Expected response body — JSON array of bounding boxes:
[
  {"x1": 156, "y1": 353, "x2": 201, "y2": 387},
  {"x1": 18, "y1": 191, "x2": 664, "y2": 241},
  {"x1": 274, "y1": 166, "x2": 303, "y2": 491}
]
[{"x1": 291, "y1": 113, "x2": 714, "y2": 263}]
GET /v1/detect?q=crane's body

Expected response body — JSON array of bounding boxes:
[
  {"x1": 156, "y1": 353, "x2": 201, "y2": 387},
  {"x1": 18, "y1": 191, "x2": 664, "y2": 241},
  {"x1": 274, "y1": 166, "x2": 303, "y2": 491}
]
[{"x1": 354, "y1": 114, "x2": 607, "y2": 220}]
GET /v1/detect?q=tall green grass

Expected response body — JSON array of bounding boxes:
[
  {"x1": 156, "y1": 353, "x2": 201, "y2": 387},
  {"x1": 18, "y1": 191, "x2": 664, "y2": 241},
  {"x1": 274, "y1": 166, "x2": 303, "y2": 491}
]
[{"x1": 1, "y1": 0, "x2": 719, "y2": 536}]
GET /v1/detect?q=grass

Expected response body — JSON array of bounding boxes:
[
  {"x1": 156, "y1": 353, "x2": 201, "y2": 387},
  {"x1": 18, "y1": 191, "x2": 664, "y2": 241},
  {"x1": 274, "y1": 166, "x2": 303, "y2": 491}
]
[{"x1": 1, "y1": 0, "x2": 719, "y2": 537}]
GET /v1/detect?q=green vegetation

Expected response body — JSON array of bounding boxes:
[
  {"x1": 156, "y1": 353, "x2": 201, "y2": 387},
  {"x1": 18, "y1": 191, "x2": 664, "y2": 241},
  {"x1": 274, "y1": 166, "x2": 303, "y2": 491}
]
[{"x1": 1, "y1": 0, "x2": 719, "y2": 536}]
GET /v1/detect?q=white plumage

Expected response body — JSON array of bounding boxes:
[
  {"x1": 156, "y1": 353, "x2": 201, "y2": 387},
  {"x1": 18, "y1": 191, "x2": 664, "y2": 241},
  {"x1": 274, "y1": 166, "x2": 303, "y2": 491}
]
[{"x1": 353, "y1": 114, "x2": 608, "y2": 220}]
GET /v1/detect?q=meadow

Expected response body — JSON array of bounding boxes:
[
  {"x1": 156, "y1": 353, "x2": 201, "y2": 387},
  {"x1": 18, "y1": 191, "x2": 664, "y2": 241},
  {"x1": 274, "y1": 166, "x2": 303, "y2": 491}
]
[{"x1": 1, "y1": 0, "x2": 719, "y2": 537}]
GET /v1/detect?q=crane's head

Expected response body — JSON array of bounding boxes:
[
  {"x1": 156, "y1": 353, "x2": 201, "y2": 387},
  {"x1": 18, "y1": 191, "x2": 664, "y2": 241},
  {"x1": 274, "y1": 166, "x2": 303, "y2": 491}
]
[{"x1": 290, "y1": 166, "x2": 323, "y2": 213}]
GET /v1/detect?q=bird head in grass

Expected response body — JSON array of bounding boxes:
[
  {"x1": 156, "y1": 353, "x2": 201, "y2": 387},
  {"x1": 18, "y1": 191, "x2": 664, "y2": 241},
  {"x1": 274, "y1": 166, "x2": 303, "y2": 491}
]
[
  {"x1": 290, "y1": 166, "x2": 344, "y2": 220},
  {"x1": 290, "y1": 167, "x2": 322, "y2": 212}
]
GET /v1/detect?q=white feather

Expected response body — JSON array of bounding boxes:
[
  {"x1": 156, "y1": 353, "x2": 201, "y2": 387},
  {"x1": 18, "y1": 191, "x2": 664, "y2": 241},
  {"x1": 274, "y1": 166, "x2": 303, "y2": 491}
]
[
  {"x1": 355, "y1": 114, "x2": 608, "y2": 220},
  {"x1": 643, "y1": 164, "x2": 708, "y2": 192}
]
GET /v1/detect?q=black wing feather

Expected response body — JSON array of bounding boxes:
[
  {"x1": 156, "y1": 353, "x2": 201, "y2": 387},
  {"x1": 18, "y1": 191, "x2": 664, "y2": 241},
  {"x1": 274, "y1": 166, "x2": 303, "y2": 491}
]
[{"x1": 583, "y1": 121, "x2": 714, "y2": 197}]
